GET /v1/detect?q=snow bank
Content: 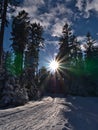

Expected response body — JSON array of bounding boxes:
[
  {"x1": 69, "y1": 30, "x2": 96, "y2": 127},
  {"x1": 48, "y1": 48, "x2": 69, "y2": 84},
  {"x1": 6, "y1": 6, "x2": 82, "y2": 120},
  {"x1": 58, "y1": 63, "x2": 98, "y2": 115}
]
[{"x1": 62, "y1": 96, "x2": 98, "y2": 130}]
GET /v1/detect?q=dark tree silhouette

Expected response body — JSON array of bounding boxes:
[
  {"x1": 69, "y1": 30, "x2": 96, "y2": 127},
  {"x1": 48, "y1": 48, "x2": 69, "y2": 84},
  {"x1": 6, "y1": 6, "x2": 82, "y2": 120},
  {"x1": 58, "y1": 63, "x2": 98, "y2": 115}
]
[
  {"x1": 86, "y1": 32, "x2": 95, "y2": 58},
  {"x1": 58, "y1": 23, "x2": 71, "y2": 60},
  {"x1": 11, "y1": 10, "x2": 30, "y2": 75},
  {"x1": 57, "y1": 23, "x2": 81, "y2": 69},
  {"x1": 0, "y1": 0, "x2": 20, "y2": 66},
  {"x1": 83, "y1": 32, "x2": 98, "y2": 79},
  {"x1": 25, "y1": 22, "x2": 44, "y2": 77}
]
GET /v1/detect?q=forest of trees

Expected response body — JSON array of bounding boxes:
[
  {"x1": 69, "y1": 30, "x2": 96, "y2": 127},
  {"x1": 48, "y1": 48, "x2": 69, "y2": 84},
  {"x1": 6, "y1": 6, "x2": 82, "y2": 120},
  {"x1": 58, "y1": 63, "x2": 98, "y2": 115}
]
[
  {"x1": 56, "y1": 23, "x2": 98, "y2": 96},
  {"x1": 0, "y1": 0, "x2": 98, "y2": 107},
  {"x1": 9, "y1": 10, "x2": 44, "y2": 76},
  {"x1": 57, "y1": 23, "x2": 98, "y2": 76}
]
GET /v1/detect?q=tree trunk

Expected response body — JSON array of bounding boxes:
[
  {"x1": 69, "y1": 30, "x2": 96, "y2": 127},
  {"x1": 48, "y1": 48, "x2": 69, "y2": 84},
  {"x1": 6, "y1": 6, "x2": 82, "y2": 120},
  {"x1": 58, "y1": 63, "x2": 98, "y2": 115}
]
[{"x1": 0, "y1": 0, "x2": 8, "y2": 67}]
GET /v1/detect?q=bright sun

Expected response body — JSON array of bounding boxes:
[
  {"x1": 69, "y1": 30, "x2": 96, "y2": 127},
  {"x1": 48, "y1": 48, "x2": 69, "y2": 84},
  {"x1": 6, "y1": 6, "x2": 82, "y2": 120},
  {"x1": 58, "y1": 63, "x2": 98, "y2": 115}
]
[{"x1": 49, "y1": 60, "x2": 59, "y2": 73}]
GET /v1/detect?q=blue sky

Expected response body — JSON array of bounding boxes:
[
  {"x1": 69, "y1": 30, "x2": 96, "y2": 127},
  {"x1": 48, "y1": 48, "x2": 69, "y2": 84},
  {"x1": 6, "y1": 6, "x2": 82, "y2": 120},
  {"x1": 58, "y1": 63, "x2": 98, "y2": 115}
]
[{"x1": 4, "y1": 0, "x2": 98, "y2": 68}]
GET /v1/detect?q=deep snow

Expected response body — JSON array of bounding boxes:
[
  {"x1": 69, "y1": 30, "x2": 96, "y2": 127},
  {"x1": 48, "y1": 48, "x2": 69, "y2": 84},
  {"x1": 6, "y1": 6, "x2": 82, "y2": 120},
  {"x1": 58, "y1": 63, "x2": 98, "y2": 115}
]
[{"x1": 0, "y1": 95, "x2": 98, "y2": 130}]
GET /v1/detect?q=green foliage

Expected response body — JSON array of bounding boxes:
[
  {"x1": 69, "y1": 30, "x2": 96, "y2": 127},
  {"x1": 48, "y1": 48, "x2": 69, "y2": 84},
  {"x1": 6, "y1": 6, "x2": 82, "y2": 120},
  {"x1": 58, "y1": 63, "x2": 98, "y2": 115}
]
[
  {"x1": 84, "y1": 58, "x2": 98, "y2": 79},
  {"x1": 5, "y1": 51, "x2": 14, "y2": 75},
  {"x1": 13, "y1": 52, "x2": 23, "y2": 76},
  {"x1": 5, "y1": 51, "x2": 23, "y2": 76}
]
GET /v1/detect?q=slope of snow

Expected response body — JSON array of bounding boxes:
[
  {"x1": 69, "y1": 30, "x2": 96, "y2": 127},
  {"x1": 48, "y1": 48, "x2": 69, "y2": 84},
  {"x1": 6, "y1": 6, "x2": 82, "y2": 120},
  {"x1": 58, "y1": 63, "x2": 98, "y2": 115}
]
[
  {"x1": 62, "y1": 96, "x2": 98, "y2": 130},
  {"x1": 0, "y1": 95, "x2": 98, "y2": 130}
]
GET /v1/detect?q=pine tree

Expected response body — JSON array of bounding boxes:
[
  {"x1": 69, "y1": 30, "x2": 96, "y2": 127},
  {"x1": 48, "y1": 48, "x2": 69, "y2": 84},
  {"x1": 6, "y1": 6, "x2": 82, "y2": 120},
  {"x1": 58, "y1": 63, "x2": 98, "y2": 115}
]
[
  {"x1": 69, "y1": 36, "x2": 82, "y2": 68},
  {"x1": 11, "y1": 10, "x2": 30, "y2": 75},
  {"x1": 57, "y1": 23, "x2": 78, "y2": 63},
  {"x1": 58, "y1": 23, "x2": 71, "y2": 59},
  {"x1": 0, "y1": 0, "x2": 20, "y2": 66},
  {"x1": 25, "y1": 23, "x2": 44, "y2": 77},
  {"x1": 57, "y1": 23, "x2": 80, "y2": 69},
  {"x1": 86, "y1": 32, "x2": 95, "y2": 58},
  {"x1": 85, "y1": 32, "x2": 98, "y2": 78}
]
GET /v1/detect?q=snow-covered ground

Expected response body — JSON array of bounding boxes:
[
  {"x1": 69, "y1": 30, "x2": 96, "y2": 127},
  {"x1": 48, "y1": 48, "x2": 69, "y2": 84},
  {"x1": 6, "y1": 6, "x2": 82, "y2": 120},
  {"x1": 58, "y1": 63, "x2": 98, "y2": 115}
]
[{"x1": 0, "y1": 95, "x2": 98, "y2": 130}]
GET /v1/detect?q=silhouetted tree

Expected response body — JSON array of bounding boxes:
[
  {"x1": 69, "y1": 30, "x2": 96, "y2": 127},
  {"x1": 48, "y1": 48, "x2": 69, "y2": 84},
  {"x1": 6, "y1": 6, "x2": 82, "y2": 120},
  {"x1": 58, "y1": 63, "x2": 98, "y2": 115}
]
[
  {"x1": 57, "y1": 23, "x2": 81, "y2": 69},
  {"x1": 58, "y1": 23, "x2": 71, "y2": 60},
  {"x1": 11, "y1": 10, "x2": 30, "y2": 75},
  {"x1": 84, "y1": 32, "x2": 98, "y2": 78},
  {"x1": 86, "y1": 32, "x2": 95, "y2": 58},
  {"x1": 25, "y1": 23, "x2": 44, "y2": 76},
  {"x1": 0, "y1": 0, "x2": 20, "y2": 66}
]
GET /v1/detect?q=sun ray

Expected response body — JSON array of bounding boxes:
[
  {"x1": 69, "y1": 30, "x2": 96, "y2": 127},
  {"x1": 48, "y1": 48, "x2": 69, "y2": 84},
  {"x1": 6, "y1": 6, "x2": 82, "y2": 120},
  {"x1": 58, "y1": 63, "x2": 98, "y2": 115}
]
[{"x1": 47, "y1": 59, "x2": 59, "y2": 73}]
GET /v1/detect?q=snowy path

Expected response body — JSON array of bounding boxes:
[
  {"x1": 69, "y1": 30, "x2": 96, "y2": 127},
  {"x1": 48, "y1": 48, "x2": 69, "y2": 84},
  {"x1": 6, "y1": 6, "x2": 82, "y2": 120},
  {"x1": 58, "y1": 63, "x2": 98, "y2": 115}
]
[
  {"x1": 0, "y1": 96, "x2": 66, "y2": 130},
  {"x1": 0, "y1": 95, "x2": 98, "y2": 130}
]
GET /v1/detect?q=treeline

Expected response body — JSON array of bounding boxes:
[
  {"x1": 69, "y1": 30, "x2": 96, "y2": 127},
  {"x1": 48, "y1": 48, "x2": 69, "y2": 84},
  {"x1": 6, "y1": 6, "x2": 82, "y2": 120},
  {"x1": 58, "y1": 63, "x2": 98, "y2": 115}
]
[
  {"x1": 56, "y1": 23, "x2": 98, "y2": 96},
  {"x1": 0, "y1": 2, "x2": 45, "y2": 106},
  {"x1": 39, "y1": 23, "x2": 98, "y2": 96},
  {"x1": 0, "y1": 1, "x2": 44, "y2": 77},
  {"x1": 6, "y1": 10, "x2": 44, "y2": 76},
  {"x1": 57, "y1": 23, "x2": 98, "y2": 77}
]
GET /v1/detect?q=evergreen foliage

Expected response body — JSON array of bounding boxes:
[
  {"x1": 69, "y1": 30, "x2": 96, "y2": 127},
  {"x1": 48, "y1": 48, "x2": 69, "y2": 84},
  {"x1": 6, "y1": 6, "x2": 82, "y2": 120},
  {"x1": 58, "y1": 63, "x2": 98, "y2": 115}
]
[
  {"x1": 11, "y1": 10, "x2": 30, "y2": 75},
  {"x1": 25, "y1": 22, "x2": 44, "y2": 76},
  {"x1": 0, "y1": 0, "x2": 20, "y2": 66},
  {"x1": 5, "y1": 51, "x2": 14, "y2": 74}
]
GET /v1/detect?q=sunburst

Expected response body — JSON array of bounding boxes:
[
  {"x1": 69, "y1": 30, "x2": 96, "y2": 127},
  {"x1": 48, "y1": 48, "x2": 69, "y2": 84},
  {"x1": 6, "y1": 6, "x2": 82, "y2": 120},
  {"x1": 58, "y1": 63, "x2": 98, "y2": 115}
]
[{"x1": 48, "y1": 59, "x2": 59, "y2": 73}]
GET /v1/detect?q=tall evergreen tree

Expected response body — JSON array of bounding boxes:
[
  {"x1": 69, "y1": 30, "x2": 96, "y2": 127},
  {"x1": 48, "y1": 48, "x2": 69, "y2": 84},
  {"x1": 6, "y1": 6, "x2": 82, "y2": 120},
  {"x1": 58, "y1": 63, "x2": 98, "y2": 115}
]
[
  {"x1": 86, "y1": 32, "x2": 96, "y2": 59},
  {"x1": 58, "y1": 23, "x2": 71, "y2": 59},
  {"x1": 69, "y1": 36, "x2": 82, "y2": 67},
  {"x1": 0, "y1": 0, "x2": 20, "y2": 66},
  {"x1": 84, "y1": 32, "x2": 98, "y2": 77},
  {"x1": 57, "y1": 23, "x2": 84, "y2": 79},
  {"x1": 25, "y1": 23, "x2": 44, "y2": 76},
  {"x1": 57, "y1": 23, "x2": 80, "y2": 68},
  {"x1": 11, "y1": 10, "x2": 30, "y2": 75},
  {"x1": 57, "y1": 23, "x2": 78, "y2": 62}
]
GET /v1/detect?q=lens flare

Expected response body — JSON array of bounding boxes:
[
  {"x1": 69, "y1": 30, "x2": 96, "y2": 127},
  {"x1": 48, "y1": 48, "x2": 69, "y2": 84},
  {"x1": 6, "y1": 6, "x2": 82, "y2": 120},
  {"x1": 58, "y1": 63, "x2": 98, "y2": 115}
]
[
  {"x1": 49, "y1": 60, "x2": 59, "y2": 72},
  {"x1": 46, "y1": 55, "x2": 68, "y2": 76},
  {"x1": 47, "y1": 59, "x2": 59, "y2": 73}
]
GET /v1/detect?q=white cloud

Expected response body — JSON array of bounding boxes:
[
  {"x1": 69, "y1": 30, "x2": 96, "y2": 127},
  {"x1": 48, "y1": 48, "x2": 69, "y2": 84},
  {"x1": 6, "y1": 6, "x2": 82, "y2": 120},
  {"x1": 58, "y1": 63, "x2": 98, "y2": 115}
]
[
  {"x1": 80, "y1": 44, "x2": 87, "y2": 51},
  {"x1": 76, "y1": 0, "x2": 98, "y2": 18},
  {"x1": 77, "y1": 35, "x2": 88, "y2": 51},
  {"x1": 75, "y1": 0, "x2": 84, "y2": 11},
  {"x1": 51, "y1": 22, "x2": 63, "y2": 37},
  {"x1": 94, "y1": 41, "x2": 98, "y2": 48},
  {"x1": 77, "y1": 36, "x2": 86, "y2": 43},
  {"x1": 23, "y1": 0, "x2": 45, "y2": 7},
  {"x1": 86, "y1": 0, "x2": 98, "y2": 12},
  {"x1": 12, "y1": 0, "x2": 45, "y2": 16},
  {"x1": 51, "y1": 16, "x2": 73, "y2": 37},
  {"x1": 45, "y1": 40, "x2": 58, "y2": 45},
  {"x1": 50, "y1": 3, "x2": 70, "y2": 16},
  {"x1": 50, "y1": 3, "x2": 73, "y2": 19},
  {"x1": 11, "y1": 0, "x2": 74, "y2": 37},
  {"x1": 49, "y1": 4, "x2": 73, "y2": 37}
]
